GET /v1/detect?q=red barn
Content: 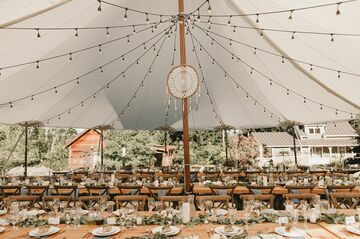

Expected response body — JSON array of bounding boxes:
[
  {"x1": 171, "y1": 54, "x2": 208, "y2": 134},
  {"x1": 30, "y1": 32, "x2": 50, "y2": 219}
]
[{"x1": 65, "y1": 129, "x2": 102, "y2": 169}]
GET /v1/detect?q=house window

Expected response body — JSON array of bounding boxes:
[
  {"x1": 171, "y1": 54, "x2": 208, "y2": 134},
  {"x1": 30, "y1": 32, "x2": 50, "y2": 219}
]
[
  {"x1": 315, "y1": 128, "x2": 321, "y2": 134},
  {"x1": 309, "y1": 128, "x2": 314, "y2": 134}
]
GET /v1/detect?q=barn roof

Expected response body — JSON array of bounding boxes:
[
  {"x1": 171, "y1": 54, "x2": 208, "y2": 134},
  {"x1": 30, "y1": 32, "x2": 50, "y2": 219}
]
[{"x1": 64, "y1": 128, "x2": 100, "y2": 148}]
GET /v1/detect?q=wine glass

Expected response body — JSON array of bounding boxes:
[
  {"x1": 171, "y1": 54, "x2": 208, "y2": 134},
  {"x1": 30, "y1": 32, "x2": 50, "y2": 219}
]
[
  {"x1": 198, "y1": 200, "x2": 205, "y2": 215},
  {"x1": 229, "y1": 208, "x2": 237, "y2": 225},
  {"x1": 148, "y1": 197, "x2": 155, "y2": 212},
  {"x1": 64, "y1": 209, "x2": 72, "y2": 227},
  {"x1": 155, "y1": 201, "x2": 163, "y2": 215}
]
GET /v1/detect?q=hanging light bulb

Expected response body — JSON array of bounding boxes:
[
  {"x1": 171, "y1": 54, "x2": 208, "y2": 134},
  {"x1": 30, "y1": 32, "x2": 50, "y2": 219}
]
[
  {"x1": 288, "y1": 10, "x2": 294, "y2": 20},
  {"x1": 36, "y1": 61, "x2": 40, "y2": 69},
  {"x1": 100, "y1": 66, "x2": 104, "y2": 73},
  {"x1": 338, "y1": 71, "x2": 341, "y2": 78},
  {"x1": 127, "y1": 35, "x2": 130, "y2": 43},
  {"x1": 76, "y1": 77, "x2": 80, "y2": 84},
  {"x1": 320, "y1": 104, "x2": 323, "y2": 109},
  {"x1": 250, "y1": 68, "x2": 253, "y2": 74},
  {"x1": 330, "y1": 33, "x2": 334, "y2": 42},
  {"x1": 286, "y1": 89, "x2": 290, "y2": 95},
  {"x1": 303, "y1": 97, "x2": 307, "y2": 103},
  {"x1": 133, "y1": 25, "x2": 136, "y2": 34},
  {"x1": 282, "y1": 56, "x2": 285, "y2": 63},
  {"x1": 106, "y1": 27, "x2": 110, "y2": 36},
  {"x1": 146, "y1": 13, "x2": 149, "y2": 24},
  {"x1": 233, "y1": 26, "x2": 236, "y2": 32},
  {"x1": 97, "y1": 0, "x2": 101, "y2": 12},
  {"x1": 160, "y1": 15, "x2": 163, "y2": 23},
  {"x1": 260, "y1": 29, "x2": 263, "y2": 36},
  {"x1": 227, "y1": 15, "x2": 232, "y2": 26},
  {"x1": 335, "y1": 109, "x2": 338, "y2": 115},
  {"x1": 310, "y1": 64, "x2": 313, "y2": 71},
  {"x1": 54, "y1": 87, "x2": 58, "y2": 93},
  {"x1": 98, "y1": 44, "x2": 102, "y2": 53},
  {"x1": 36, "y1": 28, "x2": 41, "y2": 38},
  {"x1": 69, "y1": 53, "x2": 72, "y2": 61},
  {"x1": 74, "y1": 28, "x2": 79, "y2": 38},
  {"x1": 291, "y1": 31, "x2": 295, "y2": 39},
  {"x1": 336, "y1": 2, "x2": 341, "y2": 15},
  {"x1": 253, "y1": 48, "x2": 257, "y2": 54},
  {"x1": 31, "y1": 95, "x2": 34, "y2": 101},
  {"x1": 256, "y1": 14, "x2": 259, "y2": 23},
  {"x1": 197, "y1": 8, "x2": 201, "y2": 20},
  {"x1": 207, "y1": 0, "x2": 212, "y2": 15},
  {"x1": 124, "y1": 8, "x2": 128, "y2": 20}
]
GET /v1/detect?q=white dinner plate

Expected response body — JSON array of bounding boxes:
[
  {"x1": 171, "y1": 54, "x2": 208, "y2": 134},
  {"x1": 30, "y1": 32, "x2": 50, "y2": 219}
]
[
  {"x1": 92, "y1": 226, "x2": 121, "y2": 236},
  {"x1": 152, "y1": 226, "x2": 181, "y2": 236},
  {"x1": 214, "y1": 226, "x2": 243, "y2": 236},
  {"x1": 27, "y1": 210, "x2": 45, "y2": 216},
  {"x1": 0, "y1": 227, "x2": 5, "y2": 233},
  {"x1": 214, "y1": 208, "x2": 228, "y2": 216},
  {"x1": 274, "y1": 226, "x2": 306, "y2": 238},
  {"x1": 346, "y1": 225, "x2": 360, "y2": 235},
  {"x1": 29, "y1": 226, "x2": 60, "y2": 237}
]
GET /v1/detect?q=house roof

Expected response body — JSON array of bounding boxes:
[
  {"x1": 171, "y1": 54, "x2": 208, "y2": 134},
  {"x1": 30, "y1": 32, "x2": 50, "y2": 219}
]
[
  {"x1": 301, "y1": 138, "x2": 358, "y2": 147},
  {"x1": 324, "y1": 121, "x2": 357, "y2": 136},
  {"x1": 252, "y1": 132, "x2": 298, "y2": 147},
  {"x1": 64, "y1": 129, "x2": 100, "y2": 148}
]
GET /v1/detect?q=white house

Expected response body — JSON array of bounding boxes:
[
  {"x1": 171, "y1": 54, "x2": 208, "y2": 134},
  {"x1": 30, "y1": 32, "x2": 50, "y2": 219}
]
[{"x1": 252, "y1": 121, "x2": 358, "y2": 167}]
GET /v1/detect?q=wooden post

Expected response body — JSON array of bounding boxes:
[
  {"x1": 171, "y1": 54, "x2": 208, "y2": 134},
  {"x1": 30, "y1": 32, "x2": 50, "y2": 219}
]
[
  {"x1": 24, "y1": 125, "x2": 28, "y2": 178},
  {"x1": 292, "y1": 127, "x2": 298, "y2": 167},
  {"x1": 100, "y1": 129, "x2": 104, "y2": 169},
  {"x1": 178, "y1": 0, "x2": 191, "y2": 193},
  {"x1": 225, "y1": 130, "x2": 229, "y2": 163}
]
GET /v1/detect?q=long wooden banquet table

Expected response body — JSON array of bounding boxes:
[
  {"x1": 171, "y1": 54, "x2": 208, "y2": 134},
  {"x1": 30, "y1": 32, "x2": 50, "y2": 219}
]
[{"x1": 1, "y1": 210, "x2": 360, "y2": 239}]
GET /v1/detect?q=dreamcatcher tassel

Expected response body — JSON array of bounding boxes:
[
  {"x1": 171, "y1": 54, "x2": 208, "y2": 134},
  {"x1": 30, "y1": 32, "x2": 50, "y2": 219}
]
[
  {"x1": 195, "y1": 89, "x2": 200, "y2": 111},
  {"x1": 189, "y1": 97, "x2": 192, "y2": 111},
  {"x1": 174, "y1": 98, "x2": 177, "y2": 118}
]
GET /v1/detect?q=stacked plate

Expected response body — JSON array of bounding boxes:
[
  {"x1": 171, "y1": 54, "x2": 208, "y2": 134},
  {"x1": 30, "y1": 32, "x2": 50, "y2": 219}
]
[
  {"x1": 214, "y1": 208, "x2": 228, "y2": 216},
  {"x1": 214, "y1": 226, "x2": 244, "y2": 237},
  {"x1": 92, "y1": 226, "x2": 121, "y2": 237},
  {"x1": 346, "y1": 225, "x2": 360, "y2": 235},
  {"x1": 274, "y1": 226, "x2": 306, "y2": 238},
  {"x1": 29, "y1": 226, "x2": 60, "y2": 237},
  {"x1": 152, "y1": 226, "x2": 181, "y2": 236}
]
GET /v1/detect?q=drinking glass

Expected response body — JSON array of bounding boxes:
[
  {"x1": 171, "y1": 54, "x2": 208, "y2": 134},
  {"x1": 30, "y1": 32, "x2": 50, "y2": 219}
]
[
  {"x1": 107, "y1": 201, "x2": 115, "y2": 215},
  {"x1": 155, "y1": 201, "x2": 163, "y2": 214},
  {"x1": 198, "y1": 200, "x2": 205, "y2": 215},
  {"x1": 229, "y1": 208, "x2": 237, "y2": 225},
  {"x1": 148, "y1": 197, "x2": 155, "y2": 212},
  {"x1": 205, "y1": 200, "x2": 213, "y2": 215},
  {"x1": 64, "y1": 209, "x2": 72, "y2": 227}
]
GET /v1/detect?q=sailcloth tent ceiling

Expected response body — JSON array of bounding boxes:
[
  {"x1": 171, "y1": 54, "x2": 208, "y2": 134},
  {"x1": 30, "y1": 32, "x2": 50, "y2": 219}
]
[{"x1": 0, "y1": 0, "x2": 359, "y2": 130}]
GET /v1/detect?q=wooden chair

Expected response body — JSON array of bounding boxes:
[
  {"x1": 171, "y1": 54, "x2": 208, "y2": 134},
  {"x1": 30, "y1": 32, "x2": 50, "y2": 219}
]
[
  {"x1": 160, "y1": 196, "x2": 188, "y2": 209},
  {"x1": 247, "y1": 185, "x2": 274, "y2": 195},
  {"x1": 196, "y1": 195, "x2": 230, "y2": 210},
  {"x1": 118, "y1": 185, "x2": 142, "y2": 195},
  {"x1": 4, "y1": 195, "x2": 38, "y2": 208},
  {"x1": 26, "y1": 186, "x2": 49, "y2": 207},
  {"x1": 328, "y1": 192, "x2": 360, "y2": 209},
  {"x1": 0, "y1": 185, "x2": 22, "y2": 197},
  {"x1": 285, "y1": 185, "x2": 315, "y2": 194},
  {"x1": 326, "y1": 185, "x2": 355, "y2": 193},
  {"x1": 284, "y1": 193, "x2": 317, "y2": 208},
  {"x1": 52, "y1": 185, "x2": 77, "y2": 197},
  {"x1": 85, "y1": 185, "x2": 109, "y2": 196},
  {"x1": 114, "y1": 195, "x2": 148, "y2": 211},
  {"x1": 209, "y1": 185, "x2": 236, "y2": 204},
  {"x1": 77, "y1": 195, "x2": 108, "y2": 210},
  {"x1": 42, "y1": 196, "x2": 72, "y2": 210},
  {"x1": 241, "y1": 194, "x2": 275, "y2": 209},
  {"x1": 146, "y1": 186, "x2": 173, "y2": 200}
]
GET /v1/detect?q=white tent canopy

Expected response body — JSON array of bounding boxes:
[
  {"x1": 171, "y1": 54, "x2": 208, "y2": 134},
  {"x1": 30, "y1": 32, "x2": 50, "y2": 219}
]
[{"x1": 0, "y1": 0, "x2": 359, "y2": 130}]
